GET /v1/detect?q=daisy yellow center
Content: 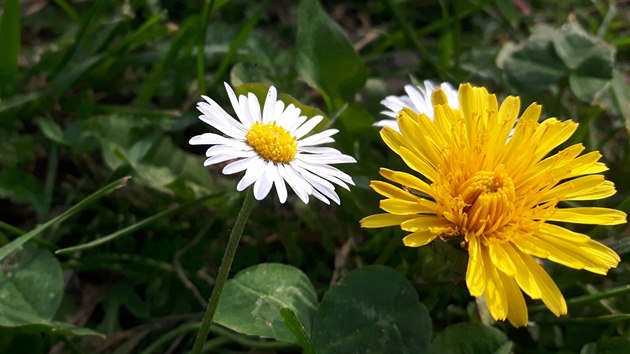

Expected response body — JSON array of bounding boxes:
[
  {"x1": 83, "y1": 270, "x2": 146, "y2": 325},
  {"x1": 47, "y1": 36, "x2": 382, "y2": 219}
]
[
  {"x1": 459, "y1": 169, "x2": 516, "y2": 238},
  {"x1": 245, "y1": 121, "x2": 297, "y2": 163}
]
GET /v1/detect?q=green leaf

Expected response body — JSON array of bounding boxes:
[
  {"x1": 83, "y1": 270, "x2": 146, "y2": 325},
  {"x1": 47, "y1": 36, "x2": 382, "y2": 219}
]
[
  {"x1": 596, "y1": 69, "x2": 630, "y2": 130},
  {"x1": 0, "y1": 244, "x2": 103, "y2": 337},
  {"x1": 427, "y1": 323, "x2": 511, "y2": 354},
  {"x1": 0, "y1": 244, "x2": 63, "y2": 324},
  {"x1": 553, "y1": 23, "x2": 614, "y2": 103},
  {"x1": 0, "y1": 176, "x2": 130, "y2": 262},
  {"x1": 498, "y1": 32, "x2": 566, "y2": 93},
  {"x1": 279, "y1": 308, "x2": 317, "y2": 354},
  {"x1": 553, "y1": 23, "x2": 614, "y2": 71},
  {"x1": 296, "y1": 0, "x2": 368, "y2": 111},
  {"x1": 214, "y1": 263, "x2": 318, "y2": 344},
  {"x1": 311, "y1": 265, "x2": 432, "y2": 354},
  {"x1": 39, "y1": 118, "x2": 67, "y2": 145},
  {"x1": 582, "y1": 338, "x2": 630, "y2": 354},
  {"x1": 0, "y1": 0, "x2": 20, "y2": 94}
]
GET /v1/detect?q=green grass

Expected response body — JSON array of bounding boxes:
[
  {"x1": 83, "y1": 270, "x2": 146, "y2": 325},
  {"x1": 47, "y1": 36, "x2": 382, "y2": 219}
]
[{"x1": 1, "y1": 0, "x2": 629, "y2": 353}]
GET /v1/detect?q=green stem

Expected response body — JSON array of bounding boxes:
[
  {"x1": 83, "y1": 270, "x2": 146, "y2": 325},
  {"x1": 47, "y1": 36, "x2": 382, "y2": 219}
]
[{"x1": 191, "y1": 188, "x2": 255, "y2": 354}]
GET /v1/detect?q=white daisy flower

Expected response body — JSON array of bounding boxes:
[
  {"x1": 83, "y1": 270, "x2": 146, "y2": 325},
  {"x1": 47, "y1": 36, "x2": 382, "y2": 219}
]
[
  {"x1": 375, "y1": 80, "x2": 459, "y2": 131},
  {"x1": 189, "y1": 83, "x2": 357, "y2": 205}
]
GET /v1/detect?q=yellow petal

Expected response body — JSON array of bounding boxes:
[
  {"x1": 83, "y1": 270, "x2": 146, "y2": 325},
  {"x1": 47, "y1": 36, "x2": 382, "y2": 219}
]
[
  {"x1": 380, "y1": 127, "x2": 408, "y2": 157},
  {"x1": 519, "y1": 254, "x2": 567, "y2": 316},
  {"x1": 489, "y1": 242, "x2": 517, "y2": 276},
  {"x1": 531, "y1": 119, "x2": 578, "y2": 161},
  {"x1": 539, "y1": 175, "x2": 616, "y2": 202},
  {"x1": 504, "y1": 242, "x2": 541, "y2": 299},
  {"x1": 399, "y1": 147, "x2": 438, "y2": 182},
  {"x1": 497, "y1": 271, "x2": 528, "y2": 327},
  {"x1": 561, "y1": 151, "x2": 608, "y2": 179},
  {"x1": 432, "y1": 88, "x2": 449, "y2": 106},
  {"x1": 488, "y1": 95, "x2": 519, "y2": 155},
  {"x1": 360, "y1": 213, "x2": 416, "y2": 228},
  {"x1": 379, "y1": 168, "x2": 434, "y2": 197},
  {"x1": 402, "y1": 230, "x2": 437, "y2": 247},
  {"x1": 466, "y1": 237, "x2": 486, "y2": 296},
  {"x1": 529, "y1": 233, "x2": 619, "y2": 274},
  {"x1": 380, "y1": 198, "x2": 436, "y2": 215},
  {"x1": 399, "y1": 116, "x2": 442, "y2": 167},
  {"x1": 546, "y1": 207, "x2": 627, "y2": 225},
  {"x1": 527, "y1": 235, "x2": 592, "y2": 271},
  {"x1": 370, "y1": 180, "x2": 417, "y2": 201},
  {"x1": 400, "y1": 215, "x2": 450, "y2": 232},
  {"x1": 482, "y1": 247, "x2": 508, "y2": 320},
  {"x1": 538, "y1": 223, "x2": 590, "y2": 243}
]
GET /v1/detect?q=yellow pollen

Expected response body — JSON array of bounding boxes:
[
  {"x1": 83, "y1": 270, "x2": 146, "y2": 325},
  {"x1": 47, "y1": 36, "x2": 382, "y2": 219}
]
[
  {"x1": 245, "y1": 121, "x2": 297, "y2": 163},
  {"x1": 459, "y1": 169, "x2": 516, "y2": 238}
]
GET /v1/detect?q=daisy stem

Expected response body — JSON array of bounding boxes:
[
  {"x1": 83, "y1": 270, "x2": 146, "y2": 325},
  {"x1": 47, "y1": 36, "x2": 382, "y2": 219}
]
[{"x1": 191, "y1": 188, "x2": 255, "y2": 354}]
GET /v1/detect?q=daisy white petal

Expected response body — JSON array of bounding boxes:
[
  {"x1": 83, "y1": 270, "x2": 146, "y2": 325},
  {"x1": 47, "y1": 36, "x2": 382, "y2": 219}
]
[
  {"x1": 237, "y1": 157, "x2": 266, "y2": 191},
  {"x1": 253, "y1": 162, "x2": 274, "y2": 200},
  {"x1": 376, "y1": 80, "x2": 459, "y2": 131},
  {"x1": 223, "y1": 156, "x2": 257, "y2": 175},
  {"x1": 205, "y1": 142, "x2": 250, "y2": 157},
  {"x1": 190, "y1": 133, "x2": 234, "y2": 146},
  {"x1": 262, "y1": 86, "x2": 277, "y2": 124},
  {"x1": 190, "y1": 83, "x2": 356, "y2": 204},
  {"x1": 238, "y1": 94, "x2": 253, "y2": 126},
  {"x1": 298, "y1": 129, "x2": 339, "y2": 147},
  {"x1": 247, "y1": 92, "x2": 262, "y2": 122},
  {"x1": 270, "y1": 164, "x2": 288, "y2": 203},
  {"x1": 292, "y1": 115, "x2": 324, "y2": 139},
  {"x1": 224, "y1": 82, "x2": 246, "y2": 123},
  {"x1": 311, "y1": 188, "x2": 332, "y2": 205},
  {"x1": 279, "y1": 164, "x2": 311, "y2": 204}
]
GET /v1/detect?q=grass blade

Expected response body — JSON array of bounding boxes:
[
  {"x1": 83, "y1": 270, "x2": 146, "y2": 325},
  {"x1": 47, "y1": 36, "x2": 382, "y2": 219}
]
[
  {"x1": 529, "y1": 284, "x2": 630, "y2": 313},
  {"x1": 0, "y1": 0, "x2": 20, "y2": 95},
  {"x1": 209, "y1": 1, "x2": 265, "y2": 91},
  {"x1": 56, "y1": 193, "x2": 219, "y2": 254},
  {"x1": 279, "y1": 308, "x2": 317, "y2": 354},
  {"x1": 0, "y1": 177, "x2": 131, "y2": 262},
  {"x1": 197, "y1": 0, "x2": 215, "y2": 94}
]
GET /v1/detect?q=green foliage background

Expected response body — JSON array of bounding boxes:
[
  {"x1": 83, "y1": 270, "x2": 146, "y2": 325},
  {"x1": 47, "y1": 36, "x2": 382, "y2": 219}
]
[{"x1": 1, "y1": 0, "x2": 629, "y2": 353}]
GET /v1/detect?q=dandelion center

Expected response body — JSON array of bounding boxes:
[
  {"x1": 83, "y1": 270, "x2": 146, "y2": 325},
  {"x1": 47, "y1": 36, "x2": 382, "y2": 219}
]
[
  {"x1": 459, "y1": 169, "x2": 515, "y2": 238},
  {"x1": 245, "y1": 121, "x2": 297, "y2": 163}
]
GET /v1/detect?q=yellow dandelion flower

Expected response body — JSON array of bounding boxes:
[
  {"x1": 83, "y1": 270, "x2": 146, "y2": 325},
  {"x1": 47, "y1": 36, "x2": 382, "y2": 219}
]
[{"x1": 360, "y1": 83, "x2": 626, "y2": 327}]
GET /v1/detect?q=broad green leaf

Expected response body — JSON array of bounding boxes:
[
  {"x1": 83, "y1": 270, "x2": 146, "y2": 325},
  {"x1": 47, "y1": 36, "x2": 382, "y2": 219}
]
[
  {"x1": 553, "y1": 22, "x2": 614, "y2": 71},
  {"x1": 296, "y1": 0, "x2": 368, "y2": 111},
  {"x1": 611, "y1": 69, "x2": 630, "y2": 128},
  {"x1": 214, "y1": 263, "x2": 318, "y2": 344},
  {"x1": 498, "y1": 33, "x2": 566, "y2": 93},
  {"x1": 427, "y1": 323, "x2": 511, "y2": 354},
  {"x1": 0, "y1": 244, "x2": 103, "y2": 337},
  {"x1": 552, "y1": 23, "x2": 614, "y2": 103},
  {"x1": 230, "y1": 63, "x2": 273, "y2": 87},
  {"x1": 0, "y1": 244, "x2": 63, "y2": 324},
  {"x1": 311, "y1": 265, "x2": 432, "y2": 354},
  {"x1": 595, "y1": 69, "x2": 630, "y2": 130}
]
